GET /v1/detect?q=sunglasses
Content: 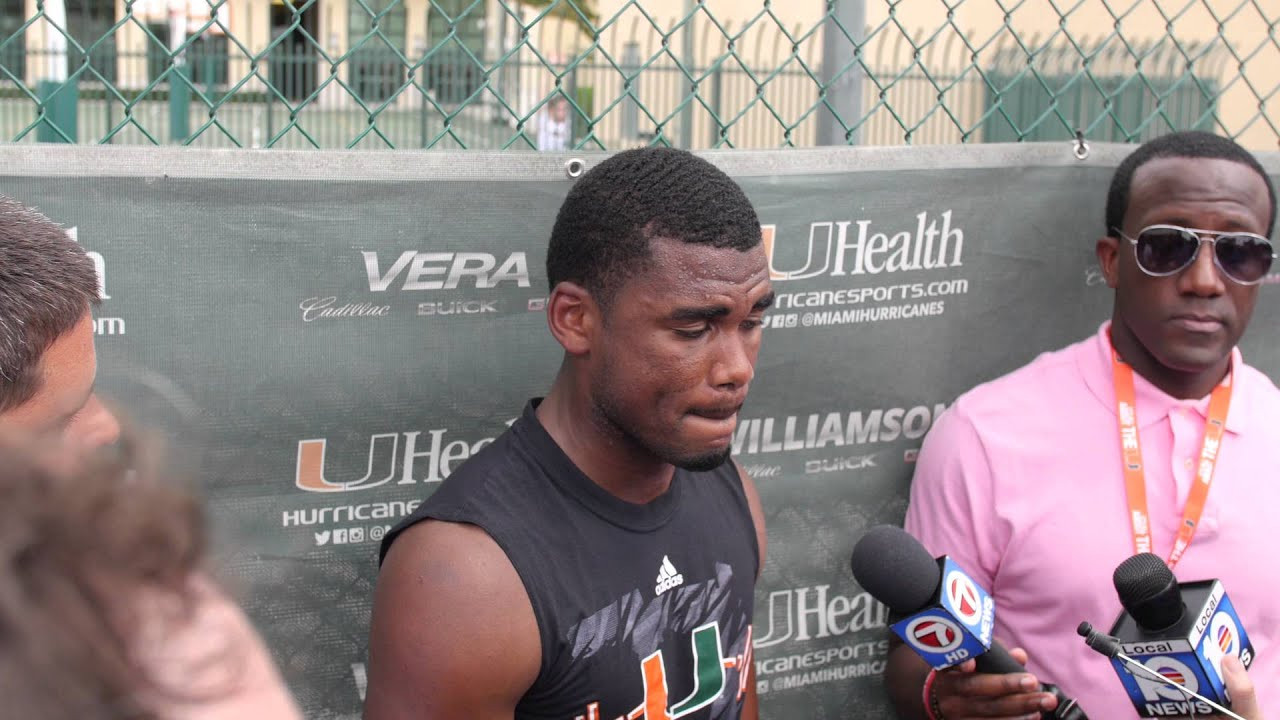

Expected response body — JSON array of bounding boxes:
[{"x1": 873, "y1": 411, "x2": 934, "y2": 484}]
[{"x1": 1113, "y1": 224, "x2": 1276, "y2": 285}]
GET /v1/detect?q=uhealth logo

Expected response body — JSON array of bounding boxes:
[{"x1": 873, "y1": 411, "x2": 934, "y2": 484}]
[
  {"x1": 68, "y1": 226, "x2": 109, "y2": 299},
  {"x1": 295, "y1": 426, "x2": 505, "y2": 493},
  {"x1": 68, "y1": 227, "x2": 126, "y2": 336},
  {"x1": 761, "y1": 212, "x2": 965, "y2": 281},
  {"x1": 904, "y1": 616, "x2": 962, "y2": 654},
  {"x1": 296, "y1": 435, "x2": 400, "y2": 493}
]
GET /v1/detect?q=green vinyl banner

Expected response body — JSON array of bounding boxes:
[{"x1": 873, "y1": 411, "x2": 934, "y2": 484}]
[{"x1": 1, "y1": 143, "x2": 1275, "y2": 719}]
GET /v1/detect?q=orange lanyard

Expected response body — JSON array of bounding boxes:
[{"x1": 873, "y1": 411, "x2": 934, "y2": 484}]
[{"x1": 1112, "y1": 351, "x2": 1232, "y2": 569}]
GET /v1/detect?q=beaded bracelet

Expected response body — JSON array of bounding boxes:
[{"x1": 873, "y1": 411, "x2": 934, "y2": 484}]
[{"x1": 922, "y1": 668, "x2": 944, "y2": 720}]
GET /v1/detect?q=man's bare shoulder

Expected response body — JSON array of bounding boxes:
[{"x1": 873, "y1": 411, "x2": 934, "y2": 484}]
[{"x1": 363, "y1": 519, "x2": 540, "y2": 720}]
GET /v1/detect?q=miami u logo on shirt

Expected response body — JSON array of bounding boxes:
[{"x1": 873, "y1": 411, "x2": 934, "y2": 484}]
[{"x1": 574, "y1": 623, "x2": 753, "y2": 720}]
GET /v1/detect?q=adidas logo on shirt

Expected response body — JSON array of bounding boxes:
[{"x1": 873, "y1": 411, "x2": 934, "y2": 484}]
[{"x1": 654, "y1": 555, "x2": 685, "y2": 596}]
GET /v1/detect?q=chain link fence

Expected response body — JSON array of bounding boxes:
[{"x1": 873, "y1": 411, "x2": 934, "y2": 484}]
[{"x1": 4, "y1": 0, "x2": 1276, "y2": 150}]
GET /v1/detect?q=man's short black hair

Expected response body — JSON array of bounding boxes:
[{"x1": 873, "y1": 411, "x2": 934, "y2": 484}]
[
  {"x1": 1106, "y1": 130, "x2": 1276, "y2": 237},
  {"x1": 546, "y1": 147, "x2": 761, "y2": 306}
]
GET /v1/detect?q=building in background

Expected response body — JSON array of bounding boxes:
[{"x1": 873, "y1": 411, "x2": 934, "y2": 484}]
[{"x1": 0, "y1": 0, "x2": 1274, "y2": 150}]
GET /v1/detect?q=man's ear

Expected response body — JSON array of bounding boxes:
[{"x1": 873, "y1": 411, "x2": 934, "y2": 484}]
[
  {"x1": 546, "y1": 281, "x2": 598, "y2": 356},
  {"x1": 1097, "y1": 234, "x2": 1121, "y2": 289}
]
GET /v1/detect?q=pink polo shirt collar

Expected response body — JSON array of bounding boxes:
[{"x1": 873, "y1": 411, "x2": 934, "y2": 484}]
[{"x1": 1077, "y1": 321, "x2": 1251, "y2": 435}]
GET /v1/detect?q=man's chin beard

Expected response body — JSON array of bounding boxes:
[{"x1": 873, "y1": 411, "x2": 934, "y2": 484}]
[{"x1": 671, "y1": 447, "x2": 732, "y2": 472}]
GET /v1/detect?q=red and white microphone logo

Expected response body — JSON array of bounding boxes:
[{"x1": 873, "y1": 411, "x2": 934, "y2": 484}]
[
  {"x1": 904, "y1": 616, "x2": 963, "y2": 654},
  {"x1": 945, "y1": 570, "x2": 982, "y2": 625}
]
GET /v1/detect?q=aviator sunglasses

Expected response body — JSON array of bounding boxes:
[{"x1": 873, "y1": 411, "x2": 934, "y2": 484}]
[{"x1": 1112, "y1": 224, "x2": 1276, "y2": 285}]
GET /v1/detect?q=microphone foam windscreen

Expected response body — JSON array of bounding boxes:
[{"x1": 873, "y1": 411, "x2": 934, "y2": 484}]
[
  {"x1": 850, "y1": 525, "x2": 940, "y2": 615},
  {"x1": 1113, "y1": 552, "x2": 1182, "y2": 630}
]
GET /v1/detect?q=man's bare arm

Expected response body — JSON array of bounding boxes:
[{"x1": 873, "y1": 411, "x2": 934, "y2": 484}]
[{"x1": 363, "y1": 520, "x2": 541, "y2": 720}]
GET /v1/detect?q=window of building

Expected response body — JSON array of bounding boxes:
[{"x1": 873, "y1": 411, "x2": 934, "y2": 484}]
[
  {"x1": 424, "y1": 0, "x2": 484, "y2": 105},
  {"x1": 145, "y1": 25, "x2": 229, "y2": 89},
  {"x1": 65, "y1": 0, "x2": 116, "y2": 84},
  {"x1": 0, "y1": 0, "x2": 23, "y2": 84},
  {"x1": 270, "y1": 0, "x2": 318, "y2": 102},
  {"x1": 348, "y1": 0, "x2": 407, "y2": 104}
]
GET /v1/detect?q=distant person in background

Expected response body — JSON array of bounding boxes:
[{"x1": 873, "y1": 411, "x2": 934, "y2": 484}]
[
  {"x1": 537, "y1": 95, "x2": 571, "y2": 151},
  {"x1": 0, "y1": 195, "x2": 303, "y2": 720}
]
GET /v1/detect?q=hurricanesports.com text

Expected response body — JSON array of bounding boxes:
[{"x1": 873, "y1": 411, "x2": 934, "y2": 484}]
[
  {"x1": 755, "y1": 642, "x2": 890, "y2": 694},
  {"x1": 764, "y1": 279, "x2": 968, "y2": 329}
]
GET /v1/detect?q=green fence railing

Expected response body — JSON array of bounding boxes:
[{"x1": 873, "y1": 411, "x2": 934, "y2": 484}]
[{"x1": 4, "y1": 0, "x2": 1275, "y2": 150}]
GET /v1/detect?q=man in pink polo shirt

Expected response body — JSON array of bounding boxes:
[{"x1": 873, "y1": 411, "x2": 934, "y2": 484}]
[{"x1": 886, "y1": 130, "x2": 1279, "y2": 719}]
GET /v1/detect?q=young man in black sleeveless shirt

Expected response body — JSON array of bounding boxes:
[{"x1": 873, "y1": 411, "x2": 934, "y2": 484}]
[{"x1": 365, "y1": 148, "x2": 774, "y2": 720}]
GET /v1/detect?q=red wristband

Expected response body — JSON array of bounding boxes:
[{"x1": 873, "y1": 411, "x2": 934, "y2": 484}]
[{"x1": 922, "y1": 668, "x2": 943, "y2": 720}]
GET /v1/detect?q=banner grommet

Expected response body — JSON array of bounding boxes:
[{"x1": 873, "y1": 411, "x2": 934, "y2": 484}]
[{"x1": 1073, "y1": 130, "x2": 1090, "y2": 160}]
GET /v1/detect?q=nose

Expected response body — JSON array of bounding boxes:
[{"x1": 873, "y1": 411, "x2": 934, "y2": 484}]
[
  {"x1": 77, "y1": 393, "x2": 121, "y2": 449},
  {"x1": 710, "y1": 333, "x2": 755, "y2": 390},
  {"x1": 1178, "y1": 238, "x2": 1226, "y2": 297}
]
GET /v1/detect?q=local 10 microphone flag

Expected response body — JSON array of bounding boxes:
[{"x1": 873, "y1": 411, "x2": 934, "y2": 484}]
[
  {"x1": 1109, "y1": 579, "x2": 1255, "y2": 717},
  {"x1": 889, "y1": 556, "x2": 996, "y2": 669}
]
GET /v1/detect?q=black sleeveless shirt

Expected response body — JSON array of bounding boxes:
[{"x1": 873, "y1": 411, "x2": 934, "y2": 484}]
[{"x1": 381, "y1": 400, "x2": 758, "y2": 720}]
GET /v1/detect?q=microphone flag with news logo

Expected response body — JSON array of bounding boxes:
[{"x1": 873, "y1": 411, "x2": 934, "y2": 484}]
[
  {"x1": 851, "y1": 525, "x2": 996, "y2": 670},
  {"x1": 1107, "y1": 553, "x2": 1255, "y2": 717}
]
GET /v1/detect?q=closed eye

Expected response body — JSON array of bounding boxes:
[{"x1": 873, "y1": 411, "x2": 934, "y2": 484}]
[{"x1": 674, "y1": 325, "x2": 711, "y2": 339}]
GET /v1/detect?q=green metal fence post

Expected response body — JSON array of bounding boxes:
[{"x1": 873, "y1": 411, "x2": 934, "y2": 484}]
[
  {"x1": 420, "y1": 91, "x2": 428, "y2": 148},
  {"x1": 679, "y1": 0, "x2": 694, "y2": 148},
  {"x1": 420, "y1": 51, "x2": 429, "y2": 148},
  {"x1": 169, "y1": 64, "x2": 191, "y2": 143},
  {"x1": 36, "y1": 79, "x2": 78, "y2": 143},
  {"x1": 564, "y1": 66, "x2": 577, "y2": 146},
  {"x1": 820, "y1": 0, "x2": 865, "y2": 145},
  {"x1": 265, "y1": 79, "x2": 275, "y2": 145},
  {"x1": 621, "y1": 41, "x2": 640, "y2": 143},
  {"x1": 36, "y1": 0, "x2": 76, "y2": 143},
  {"x1": 708, "y1": 62, "x2": 722, "y2": 146}
]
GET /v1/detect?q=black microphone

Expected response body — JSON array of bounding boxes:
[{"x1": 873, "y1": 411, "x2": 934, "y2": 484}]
[
  {"x1": 1100, "y1": 552, "x2": 1256, "y2": 716},
  {"x1": 850, "y1": 525, "x2": 1086, "y2": 719},
  {"x1": 1076, "y1": 622, "x2": 1121, "y2": 659},
  {"x1": 1114, "y1": 553, "x2": 1185, "y2": 631}
]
